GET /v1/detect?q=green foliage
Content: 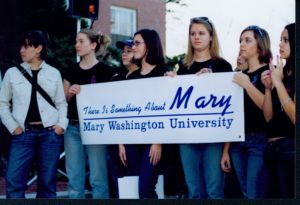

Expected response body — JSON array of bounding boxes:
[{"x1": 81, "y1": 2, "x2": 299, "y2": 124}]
[
  {"x1": 165, "y1": 54, "x2": 185, "y2": 71},
  {"x1": 165, "y1": 0, "x2": 185, "y2": 4},
  {"x1": 165, "y1": 0, "x2": 187, "y2": 12},
  {"x1": 47, "y1": 35, "x2": 76, "y2": 72},
  {"x1": 0, "y1": 0, "x2": 77, "y2": 73},
  {"x1": 0, "y1": 0, "x2": 187, "y2": 75}
]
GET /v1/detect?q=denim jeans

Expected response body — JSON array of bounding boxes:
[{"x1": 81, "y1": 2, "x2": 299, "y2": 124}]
[
  {"x1": 64, "y1": 124, "x2": 109, "y2": 199},
  {"x1": 230, "y1": 132, "x2": 267, "y2": 199},
  {"x1": 179, "y1": 143, "x2": 224, "y2": 199},
  {"x1": 5, "y1": 128, "x2": 63, "y2": 198},
  {"x1": 264, "y1": 137, "x2": 294, "y2": 198},
  {"x1": 125, "y1": 144, "x2": 161, "y2": 199}
]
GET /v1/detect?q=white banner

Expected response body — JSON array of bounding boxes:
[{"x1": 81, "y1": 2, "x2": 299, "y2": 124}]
[{"x1": 77, "y1": 73, "x2": 244, "y2": 144}]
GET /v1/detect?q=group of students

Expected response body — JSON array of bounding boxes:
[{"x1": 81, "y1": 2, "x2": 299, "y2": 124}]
[{"x1": 0, "y1": 16, "x2": 295, "y2": 199}]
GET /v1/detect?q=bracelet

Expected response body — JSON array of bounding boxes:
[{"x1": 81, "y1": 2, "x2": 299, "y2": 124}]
[{"x1": 281, "y1": 97, "x2": 291, "y2": 111}]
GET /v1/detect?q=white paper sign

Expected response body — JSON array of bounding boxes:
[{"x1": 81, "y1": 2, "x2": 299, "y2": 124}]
[
  {"x1": 118, "y1": 175, "x2": 164, "y2": 199},
  {"x1": 77, "y1": 73, "x2": 244, "y2": 144}
]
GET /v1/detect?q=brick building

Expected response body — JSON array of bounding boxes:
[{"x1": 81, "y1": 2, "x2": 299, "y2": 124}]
[{"x1": 91, "y1": 0, "x2": 166, "y2": 52}]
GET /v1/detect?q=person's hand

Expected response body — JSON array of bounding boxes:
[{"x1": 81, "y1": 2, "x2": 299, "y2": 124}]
[
  {"x1": 196, "y1": 67, "x2": 212, "y2": 75},
  {"x1": 220, "y1": 151, "x2": 231, "y2": 173},
  {"x1": 13, "y1": 127, "x2": 23, "y2": 135},
  {"x1": 261, "y1": 70, "x2": 272, "y2": 90},
  {"x1": 164, "y1": 71, "x2": 177, "y2": 77},
  {"x1": 53, "y1": 125, "x2": 64, "y2": 135},
  {"x1": 149, "y1": 144, "x2": 162, "y2": 165},
  {"x1": 232, "y1": 72, "x2": 251, "y2": 89},
  {"x1": 119, "y1": 144, "x2": 127, "y2": 167},
  {"x1": 271, "y1": 55, "x2": 284, "y2": 87},
  {"x1": 68, "y1": 84, "x2": 81, "y2": 98}
]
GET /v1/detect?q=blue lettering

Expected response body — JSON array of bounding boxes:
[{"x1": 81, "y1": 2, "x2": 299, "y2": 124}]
[
  {"x1": 195, "y1": 94, "x2": 232, "y2": 116},
  {"x1": 169, "y1": 86, "x2": 193, "y2": 110},
  {"x1": 212, "y1": 95, "x2": 232, "y2": 116}
]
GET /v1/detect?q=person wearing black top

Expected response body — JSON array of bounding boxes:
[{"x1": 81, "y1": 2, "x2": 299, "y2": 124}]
[
  {"x1": 166, "y1": 17, "x2": 232, "y2": 199},
  {"x1": 0, "y1": 30, "x2": 68, "y2": 198},
  {"x1": 222, "y1": 25, "x2": 272, "y2": 198},
  {"x1": 114, "y1": 39, "x2": 139, "y2": 80},
  {"x1": 118, "y1": 29, "x2": 167, "y2": 199},
  {"x1": 261, "y1": 23, "x2": 295, "y2": 198},
  {"x1": 108, "y1": 38, "x2": 139, "y2": 198},
  {"x1": 235, "y1": 53, "x2": 248, "y2": 72},
  {"x1": 63, "y1": 29, "x2": 117, "y2": 199}
]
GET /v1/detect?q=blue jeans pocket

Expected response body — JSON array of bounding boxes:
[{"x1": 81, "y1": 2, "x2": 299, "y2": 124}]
[
  {"x1": 11, "y1": 132, "x2": 27, "y2": 143},
  {"x1": 50, "y1": 131, "x2": 64, "y2": 144}
]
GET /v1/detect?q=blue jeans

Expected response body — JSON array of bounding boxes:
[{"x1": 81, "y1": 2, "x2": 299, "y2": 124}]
[
  {"x1": 264, "y1": 137, "x2": 294, "y2": 198},
  {"x1": 125, "y1": 144, "x2": 161, "y2": 199},
  {"x1": 5, "y1": 128, "x2": 63, "y2": 198},
  {"x1": 64, "y1": 124, "x2": 109, "y2": 199},
  {"x1": 179, "y1": 143, "x2": 224, "y2": 199},
  {"x1": 230, "y1": 132, "x2": 267, "y2": 198}
]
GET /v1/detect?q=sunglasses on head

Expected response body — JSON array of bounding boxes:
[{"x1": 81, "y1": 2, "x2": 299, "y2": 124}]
[
  {"x1": 190, "y1": 16, "x2": 212, "y2": 27},
  {"x1": 246, "y1": 25, "x2": 264, "y2": 37}
]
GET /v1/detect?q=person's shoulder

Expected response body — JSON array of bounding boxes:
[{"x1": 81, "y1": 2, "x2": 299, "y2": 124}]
[
  {"x1": 96, "y1": 61, "x2": 114, "y2": 71},
  {"x1": 213, "y1": 57, "x2": 233, "y2": 71},
  {"x1": 213, "y1": 57, "x2": 231, "y2": 66},
  {"x1": 152, "y1": 64, "x2": 168, "y2": 76},
  {"x1": 43, "y1": 62, "x2": 62, "y2": 75},
  {"x1": 1, "y1": 64, "x2": 25, "y2": 81},
  {"x1": 5, "y1": 65, "x2": 21, "y2": 75}
]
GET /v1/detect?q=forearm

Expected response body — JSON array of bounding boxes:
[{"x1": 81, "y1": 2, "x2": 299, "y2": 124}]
[
  {"x1": 222, "y1": 142, "x2": 230, "y2": 155},
  {"x1": 262, "y1": 88, "x2": 273, "y2": 122},
  {"x1": 0, "y1": 75, "x2": 19, "y2": 133},
  {"x1": 55, "y1": 79, "x2": 69, "y2": 130},
  {"x1": 244, "y1": 83, "x2": 264, "y2": 109},
  {"x1": 274, "y1": 81, "x2": 295, "y2": 124}
]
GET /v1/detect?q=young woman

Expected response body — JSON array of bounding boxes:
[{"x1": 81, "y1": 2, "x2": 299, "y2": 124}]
[
  {"x1": 221, "y1": 25, "x2": 272, "y2": 198},
  {"x1": 63, "y1": 29, "x2": 117, "y2": 199},
  {"x1": 0, "y1": 30, "x2": 68, "y2": 198},
  {"x1": 115, "y1": 39, "x2": 139, "y2": 79},
  {"x1": 261, "y1": 23, "x2": 295, "y2": 198},
  {"x1": 166, "y1": 17, "x2": 232, "y2": 199},
  {"x1": 118, "y1": 29, "x2": 167, "y2": 199},
  {"x1": 235, "y1": 53, "x2": 248, "y2": 72},
  {"x1": 108, "y1": 38, "x2": 139, "y2": 198}
]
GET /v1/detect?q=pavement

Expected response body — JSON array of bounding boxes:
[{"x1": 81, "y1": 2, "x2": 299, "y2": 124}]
[{"x1": 0, "y1": 177, "x2": 89, "y2": 199}]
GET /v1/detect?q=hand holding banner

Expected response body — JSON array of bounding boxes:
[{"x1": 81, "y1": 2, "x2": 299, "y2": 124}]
[{"x1": 77, "y1": 72, "x2": 244, "y2": 144}]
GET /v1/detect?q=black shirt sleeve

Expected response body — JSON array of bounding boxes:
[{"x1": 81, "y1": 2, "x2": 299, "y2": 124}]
[
  {"x1": 212, "y1": 58, "x2": 233, "y2": 72},
  {"x1": 63, "y1": 63, "x2": 78, "y2": 84}
]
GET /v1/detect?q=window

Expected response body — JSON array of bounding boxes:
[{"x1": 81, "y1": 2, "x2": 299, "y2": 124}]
[{"x1": 110, "y1": 6, "x2": 137, "y2": 44}]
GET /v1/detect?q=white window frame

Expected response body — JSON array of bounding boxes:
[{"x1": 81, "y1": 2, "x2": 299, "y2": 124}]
[{"x1": 111, "y1": 6, "x2": 137, "y2": 37}]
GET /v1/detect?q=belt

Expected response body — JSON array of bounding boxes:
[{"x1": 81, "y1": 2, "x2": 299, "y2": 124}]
[
  {"x1": 25, "y1": 124, "x2": 53, "y2": 131},
  {"x1": 69, "y1": 120, "x2": 79, "y2": 126}
]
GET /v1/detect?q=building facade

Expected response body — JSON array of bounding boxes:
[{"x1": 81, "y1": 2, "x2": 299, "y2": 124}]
[{"x1": 92, "y1": 0, "x2": 166, "y2": 51}]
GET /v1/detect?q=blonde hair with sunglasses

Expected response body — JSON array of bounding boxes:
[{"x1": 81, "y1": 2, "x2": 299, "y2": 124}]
[{"x1": 184, "y1": 17, "x2": 222, "y2": 68}]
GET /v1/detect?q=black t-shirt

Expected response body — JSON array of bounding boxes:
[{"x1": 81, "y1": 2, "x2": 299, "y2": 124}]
[
  {"x1": 64, "y1": 62, "x2": 117, "y2": 120},
  {"x1": 112, "y1": 67, "x2": 128, "y2": 81},
  {"x1": 128, "y1": 65, "x2": 168, "y2": 79},
  {"x1": 267, "y1": 69, "x2": 295, "y2": 138},
  {"x1": 112, "y1": 67, "x2": 141, "y2": 81},
  {"x1": 25, "y1": 70, "x2": 42, "y2": 123},
  {"x1": 243, "y1": 64, "x2": 269, "y2": 133},
  {"x1": 177, "y1": 58, "x2": 232, "y2": 74}
]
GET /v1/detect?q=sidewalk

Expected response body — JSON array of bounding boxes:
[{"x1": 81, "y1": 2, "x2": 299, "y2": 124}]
[{"x1": 0, "y1": 177, "x2": 80, "y2": 199}]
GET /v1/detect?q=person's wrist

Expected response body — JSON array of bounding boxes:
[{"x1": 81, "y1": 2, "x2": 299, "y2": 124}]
[{"x1": 13, "y1": 127, "x2": 22, "y2": 135}]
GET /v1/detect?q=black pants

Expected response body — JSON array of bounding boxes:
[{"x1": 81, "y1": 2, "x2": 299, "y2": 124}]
[{"x1": 264, "y1": 138, "x2": 295, "y2": 198}]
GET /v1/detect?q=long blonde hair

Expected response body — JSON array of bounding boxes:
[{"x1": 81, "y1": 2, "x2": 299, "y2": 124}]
[{"x1": 184, "y1": 17, "x2": 221, "y2": 68}]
